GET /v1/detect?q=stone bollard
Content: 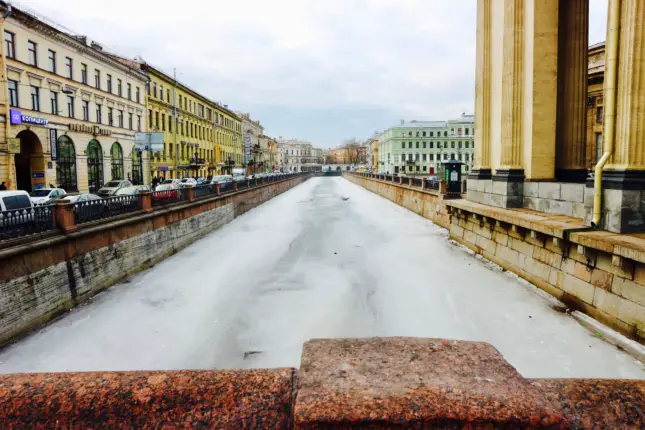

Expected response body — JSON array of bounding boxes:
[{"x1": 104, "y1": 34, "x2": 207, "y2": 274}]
[
  {"x1": 440, "y1": 180, "x2": 447, "y2": 194},
  {"x1": 234, "y1": 181, "x2": 238, "y2": 192},
  {"x1": 138, "y1": 190, "x2": 153, "y2": 213},
  {"x1": 422, "y1": 178, "x2": 427, "y2": 189},
  {"x1": 399, "y1": 176, "x2": 403, "y2": 185},
  {"x1": 246, "y1": 179, "x2": 250, "y2": 188},
  {"x1": 186, "y1": 187, "x2": 195, "y2": 202},
  {"x1": 54, "y1": 200, "x2": 77, "y2": 234},
  {"x1": 216, "y1": 183, "x2": 221, "y2": 196}
]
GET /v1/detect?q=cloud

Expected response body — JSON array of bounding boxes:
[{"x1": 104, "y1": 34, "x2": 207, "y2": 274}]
[{"x1": 21, "y1": 0, "x2": 607, "y2": 147}]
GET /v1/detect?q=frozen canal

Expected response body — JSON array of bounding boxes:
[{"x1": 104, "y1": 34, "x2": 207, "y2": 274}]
[{"x1": 0, "y1": 177, "x2": 643, "y2": 378}]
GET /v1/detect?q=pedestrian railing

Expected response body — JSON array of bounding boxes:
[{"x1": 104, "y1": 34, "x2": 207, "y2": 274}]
[
  {"x1": 0, "y1": 173, "x2": 308, "y2": 241},
  {"x1": 349, "y1": 171, "x2": 443, "y2": 192},
  {"x1": 74, "y1": 194, "x2": 140, "y2": 224},
  {"x1": 152, "y1": 188, "x2": 188, "y2": 207},
  {"x1": 0, "y1": 205, "x2": 56, "y2": 240}
]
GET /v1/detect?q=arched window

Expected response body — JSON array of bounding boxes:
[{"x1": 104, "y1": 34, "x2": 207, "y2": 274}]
[
  {"x1": 132, "y1": 149, "x2": 143, "y2": 185},
  {"x1": 56, "y1": 135, "x2": 77, "y2": 191},
  {"x1": 87, "y1": 139, "x2": 103, "y2": 193},
  {"x1": 110, "y1": 142, "x2": 124, "y2": 180}
]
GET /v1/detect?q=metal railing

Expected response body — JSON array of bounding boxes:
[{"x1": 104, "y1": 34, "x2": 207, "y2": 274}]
[
  {"x1": 0, "y1": 205, "x2": 55, "y2": 240},
  {"x1": 194, "y1": 184, "x2": 217, "y2": 199},
  {"x1": 152, "y1": 188, "x2": 188, "y2": 206},
  {"x1": 237, "y1": 180, "x2": 248, "y2": 190},
  {"x1": 74, "y1": 194, "x2": 140, "y2": 224},
  {"x1": 411, "y1": 178, "x2": 422, "y2": 187},
  {"x1": 220, "y1": 182, "x2": 234, "y2": 193}
]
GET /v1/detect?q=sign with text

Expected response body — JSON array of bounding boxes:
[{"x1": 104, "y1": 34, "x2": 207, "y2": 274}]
[
  {"x1": 10, "y1": 109, "x2": 48, "y2": 126},
  {"x1": 49, "y1": 128, "x2": 58, "y2": 161},
  {"x1": 7, "y1": 138, "x2": 20, "y2": 154},
  {"x1": 135, "y1": 132, "x2": 164, "y2": 152}
]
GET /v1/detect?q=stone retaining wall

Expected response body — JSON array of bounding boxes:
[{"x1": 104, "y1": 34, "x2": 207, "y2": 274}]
[{"x1": 0, "y1": 175, "x2": 310, "y2": 347}]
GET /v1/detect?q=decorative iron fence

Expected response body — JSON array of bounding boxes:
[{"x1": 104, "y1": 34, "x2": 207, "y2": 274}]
[
  {"x1": 411, "y1": 178, "x2": 422, "y2": 187},
  {"x1": 152, "y1": 188, "x2": 188, "y2": 207},
  {"x1": 194, "y1": 184, "x2": 217, "y2": 199},
  {"x1": 237, "y1": 180, "x2": 248, "y2": 190},
  {"x1": 74, "y1": 194, "x2": 140, "y2": 224},
  {"x1": 426, "y1": 179, "x2": 440, "y2": 190},
  {"x1": 0, "y1": 205, "x2": 55, "y2": 240},
  {"x1": 220, "y1": 182, "x2": 234, "y2": 193}
]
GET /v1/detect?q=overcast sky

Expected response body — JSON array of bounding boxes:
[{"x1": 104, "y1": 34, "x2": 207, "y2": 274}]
[{"x1": 22, "y1": 0, "x2": 608, "y2": 148}]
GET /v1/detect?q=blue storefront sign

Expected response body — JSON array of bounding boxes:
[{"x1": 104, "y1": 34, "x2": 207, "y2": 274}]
[
  {"x1": 9, "y1": 109, "x2": 48, "y2": 126},
  {"x1": 32, "y1": 172, "x2": 45, "y2": 178}
]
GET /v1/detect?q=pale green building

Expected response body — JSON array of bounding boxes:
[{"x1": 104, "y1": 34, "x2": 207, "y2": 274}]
[{"x1": 378, "y1": 114, "x2": 475, "y2": 176}]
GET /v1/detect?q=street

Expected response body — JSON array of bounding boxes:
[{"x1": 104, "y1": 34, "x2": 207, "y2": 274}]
[{"x1": 0, "y1": 177, "x2": 643, "y2": 378}]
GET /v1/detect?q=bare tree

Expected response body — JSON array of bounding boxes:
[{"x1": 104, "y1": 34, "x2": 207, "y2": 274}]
[{"x1": 341, "y1": 138, "x2": 364, "y2": 164}]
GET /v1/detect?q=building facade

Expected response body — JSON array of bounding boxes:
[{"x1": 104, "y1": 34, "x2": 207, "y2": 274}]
[
  {"x1": 0, "y1": 4, "x2": 148, "y2": 192},
  {"x1": 237, "y1": 112, "x2": 263, "y2": 173},
  {"x1": 143, "y1": 64, "x2": 218, "y2": 180},
  {"x1": 378, "y1": 114, "x2": 475, "y2": 175},
  {"x1": 586, "y1": 42, "x2": 604, "y2": 170},
  {"x1": 280, "y1": 139, "x2": 324, "y2": 172},
  {"x1": 368, "y1": 136, "x2": 379, "y2": 170},
  {"x1": 215, "y1": 105, "x2": 242, "y2": 174}
]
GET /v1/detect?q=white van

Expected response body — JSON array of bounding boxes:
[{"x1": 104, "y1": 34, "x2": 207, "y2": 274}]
[{"x1": 0, "y1": 190, "x2": 33, "y2": 212}]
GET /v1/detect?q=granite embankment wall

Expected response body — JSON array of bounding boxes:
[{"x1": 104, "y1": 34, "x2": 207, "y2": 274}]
[
  {"x1": 346, "y1": 173, "x2": 645, "y2": 344},
  {"x1": 0, "y1": 175, "x2": 310, "y2": 347},
  {"x1": 0, "y1": 337, "x2": 643, "y2": 428}
]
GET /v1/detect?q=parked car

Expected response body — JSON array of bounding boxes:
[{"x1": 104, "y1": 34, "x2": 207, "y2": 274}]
[
  {"x1": 162, "y1": 178, "x2": 181, "y2": 185},
  {"x1": 97, "y1": 179, "x2": 132, "y2": 197},
  {"x1": 29, "y1": 188, "x2": 66, "y2": 205},
  {"x1": 210, "y1": 175, "x2": 233, "y2": 184},
  {"x1": 180, "y1": 178, "x2": 197, "y2": 188},
  {"x1": 196, "y1": 177, "x2": 208, "y2": 185},
  {"x1": 153, "y1": 183, "x2": 182, "y2": 203},
  {"x1": 0, "y1": 190, "x2": 32, "y2": 212},
  {"x1": 115, "y1": 185, "x2": 152, "y2": 196},
  {"x1": 232, "y1": 175, "x2": 247, "y2": 182},
  {"x1": 70, "y1": 194, "x2": 107, "y2": 222}
]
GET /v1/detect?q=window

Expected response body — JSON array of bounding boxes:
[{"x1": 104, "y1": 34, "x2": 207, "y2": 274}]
[
  {"x1": 161, "y1": 113, "x2": 165, "y2": 131},
  {"x1": 596, "y1": 106, "x2": 603, "y2": 123},
  {"x1": 430, "y1": 154, "x2": 434, "y2": 161},
  {"x1": 96, "y1": 104, "x2": 102, "y2": 123},
  {"x1": 118, "y1": 110, "x2": 123, "y2": 128},
  {"x1": 56, "y1": 136, "x2": 77, "y2": 192},
  {"x1": 30, "y1": 86, "x2": 40, "y2": 111},
  {"x1": 67, "y1": 95, "x2": 74, "y2": 118},
  {"x1": 415, "y1": 153, "x2": 420, "y2": 161},
  {"x1": 167, "y1": 89, "x2": 170, "y2": 102},
  {"x1": 50, "y1": 90, "x2": 58, "y2": 114},
  {"x1": 127, "y1": 83, "x2": 132, "y2": 100},
  {"x1": 429, "y1": 131, "x2": 434, "y2": 137},
  {"x1": 408, "y1": 131, "x2": 412, "y2": 137},
  {"x1": 423, "y1": 154, "x2": 427, "y2": 161},
  {"x1": 65, "y1": 57, "x2": 73, "y2": 78},
  {"x1": 137, "y1": 115, "x2": 141, "y2": 131},
  {"x1": 4, "y1": 31, "x2": 15, "y2": 59},
  {"x1": 423, "y1": 142, "x2": 426, "y2": 149},
  {"x1": 110, "y1": 142, "x2": 124, "y2": 180},
  {"x1": 416, "y1": 142, "x2": 419, "y2": 148},
  {"x1": 160, "y1": 85, "x2": 163, "y2": 99},
  {"x1": 168, "y1": 115, "x2": 172, "y2": 133},
  {"x1": 408, "y1": 142, "x2": 412, "y2": 149},
  {"x1": 465, "y1": 142, "x2": 469, "y2": 148},
  {"x1": 117, "y1": 79, "x2": 122, "y2": 97},
  {"x1": 153, "y1": 82, "x2": 157, "y2": 98},
  {"x1": 595, "y1": 133, "x2": 603, "y2": 162},
  {"x1": 28, "y1": 41, "x2": 37, "y2": 66},
  {"x1": 465, "y1": 128, "x2": 469, "y2": 135},
  {"x1": 82, "y1": 100, "x2": 89, "y2": 120},
  {"x1": 422, "y1": 131, "x2": 426, "y2": 137},
  {"x1": 47, "y1": 49, "x2": 56, "y2": 73},
  {"x1": 458, "y1": 141, "x2": 462, "y2": 149},
  {"x1": 81, "y1": 64, "x2": 88, "y2": 84},
  {"x1": 136, "y1": 87, "x2": 140, "y2": 103},
  {"x1": 444, "y1": 131, "x2": 448, "y2": 137},
  {"x1": 108, "y1": 107, "x2": 114, "y2": 126},
  {"x1": 155, "y1": 111, "x2": 159, "y2": 129},
  {"x1": 107, "y1": 74, "x2": 112, "y2": 93},
  {"x1": 8, "y1": 80, "x2": 18, "y2": 107},
  {"x1": 438, "y1": 142, "x2": 442, "y2": 149},
  {"x1": 128, "y1": 112, "x2": 133, "y2": 130},
  {"x1": 148, "y1": 109, "x2": 152, "y2": 127},
  {"x1": 95, "y1": 69, "x2": 101, "y2": 89}
]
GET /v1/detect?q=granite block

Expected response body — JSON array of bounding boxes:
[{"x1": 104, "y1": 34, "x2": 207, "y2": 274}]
[{"x1": 560, "y1": 183, "x2": 584, "y2": 203}]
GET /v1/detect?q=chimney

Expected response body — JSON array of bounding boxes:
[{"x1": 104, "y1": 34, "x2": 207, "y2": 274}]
[
  {"x1": 72, "y1": 35, "x2": 87, "y2": 45},
  {"x1": 90, "y1": 41, "x2": 103, "y2": 51}
]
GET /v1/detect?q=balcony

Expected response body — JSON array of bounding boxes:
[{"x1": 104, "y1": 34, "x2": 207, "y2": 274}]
[
  {"x1": 189, "y1": 157, "x2": 206, "y2": 166},
  {"x1": 405, "y1": 159, "x2": 418, "y2": 165}
]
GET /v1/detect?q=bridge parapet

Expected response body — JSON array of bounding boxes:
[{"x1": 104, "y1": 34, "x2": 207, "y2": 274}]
[{"x1": 0, "y1": 337, "x2": 643, "y2": 428}]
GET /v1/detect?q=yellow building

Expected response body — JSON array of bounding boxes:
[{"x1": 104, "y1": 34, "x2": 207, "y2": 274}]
[
  {"x1": 0, "y1": 4, "x2": 148, "y2": 192},
  {"x1": 368, "y1": 137, "x2": 379, "y2": 171},
  {"x1": 142, "y1": 64, "x2": 218, "y2": 180},
  {"x1": 214, "y1": 104, "x2": 242, "y2": 174}
]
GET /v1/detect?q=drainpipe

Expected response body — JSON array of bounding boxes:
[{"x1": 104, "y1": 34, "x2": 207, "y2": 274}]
[{"x1": 592, "y1": 0, "x2": 620, "y2": 227}]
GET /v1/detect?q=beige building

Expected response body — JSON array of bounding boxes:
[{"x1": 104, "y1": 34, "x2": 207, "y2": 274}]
[
  {"x1": 586, "y1": 42, "x2": 605, "y2": 170},
  {"x1": 0, "y1": 4, "x2": 148, "y2": 193},
  {"x1": 237, "y1": 111, "x2": 263, "y2": 172}
]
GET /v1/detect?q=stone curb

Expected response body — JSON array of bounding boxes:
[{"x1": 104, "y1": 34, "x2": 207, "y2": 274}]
[{"x1": 571, "y1": 310, "x2": 645, "y2": 364}]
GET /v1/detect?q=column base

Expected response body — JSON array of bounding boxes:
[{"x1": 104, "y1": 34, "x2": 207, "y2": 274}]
[
  {"x1": 468, "y1": 168, "x2": 492, "y2": 180},
  {"x1": 555, "y1": 168, "x2": 588, "y2": 183},
  {"x1": 584, "y1": 170, "x2": 645, "y2": 233}
]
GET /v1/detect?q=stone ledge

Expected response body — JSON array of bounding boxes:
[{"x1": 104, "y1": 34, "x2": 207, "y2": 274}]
[
  {"x1": 295, "y1": 337, "x2": 565, "y2": 428},
  {"x1": 0, "y1": 369, "x2": 296, "y2": 428},
  {"x1": 446, "y1": 198, "x2": 585, "y2": 239}
]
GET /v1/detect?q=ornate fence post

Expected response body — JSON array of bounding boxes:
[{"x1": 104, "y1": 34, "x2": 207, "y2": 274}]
[
  {"x1": 216, "y1": 183, "x2": 221, "y2": 196},
  {"x1": 54, "y1": 200, "x2": 77, "y2": 234},
  {"x1": 187, "y1": 187, "x2": 196, "y2": 202},
  {"x1": 139, "y1": 190, "x2": 153, "y2": 213}
]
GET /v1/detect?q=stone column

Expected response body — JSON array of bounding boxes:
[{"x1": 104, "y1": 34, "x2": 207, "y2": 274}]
[
  {"x1": 498, "y1": 0, "x2": 525, "y2": 176},
  {"x1": 471, "y1": 0, "x2": 492, "y2": 180},
  {"x1": 555, "y1": 0, "x2": 589, "y2": 182},
  {"x1": 54, "y1": 200, "x2": 77, "y2": 235},
  {"x1": 138, "y1": 190, "x2": 152, "y2": 213}
]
